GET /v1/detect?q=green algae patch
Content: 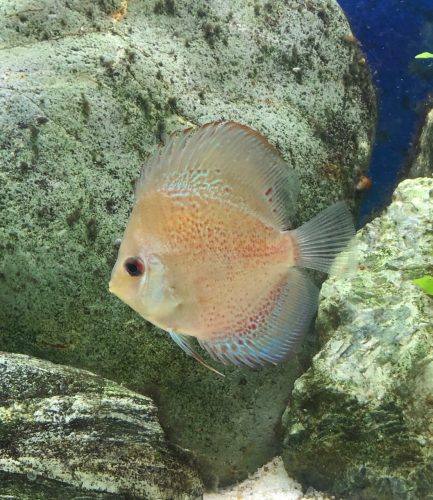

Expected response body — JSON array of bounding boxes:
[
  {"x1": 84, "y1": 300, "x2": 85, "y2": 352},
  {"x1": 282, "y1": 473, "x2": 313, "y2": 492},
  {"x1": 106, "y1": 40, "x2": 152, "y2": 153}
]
[
  {"x1": 413, "y1": 275, "x2": 433, "y2": 296},
  {"x1": 415, "y1": 52, "x2": 433, "y2": 59}
]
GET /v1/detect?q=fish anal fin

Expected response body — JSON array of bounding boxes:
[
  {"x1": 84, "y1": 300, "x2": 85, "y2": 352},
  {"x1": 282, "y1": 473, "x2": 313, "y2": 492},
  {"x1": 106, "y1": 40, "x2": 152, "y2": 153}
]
[{"x1": 199, "y1": 268, "x2": 319, "y2": 368}]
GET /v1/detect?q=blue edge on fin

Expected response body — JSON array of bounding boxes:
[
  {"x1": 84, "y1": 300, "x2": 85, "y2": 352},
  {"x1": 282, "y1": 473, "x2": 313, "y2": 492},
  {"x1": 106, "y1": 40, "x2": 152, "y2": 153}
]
[{"x1": 169, "y1": 268, "x2": 319, "y2": 374}]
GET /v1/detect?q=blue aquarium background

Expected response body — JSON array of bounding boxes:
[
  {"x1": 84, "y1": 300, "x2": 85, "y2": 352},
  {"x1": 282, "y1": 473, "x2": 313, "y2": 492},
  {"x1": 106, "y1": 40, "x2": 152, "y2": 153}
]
[{"x1": 338, "y1": 0, "x2": 433, "y2": 223}]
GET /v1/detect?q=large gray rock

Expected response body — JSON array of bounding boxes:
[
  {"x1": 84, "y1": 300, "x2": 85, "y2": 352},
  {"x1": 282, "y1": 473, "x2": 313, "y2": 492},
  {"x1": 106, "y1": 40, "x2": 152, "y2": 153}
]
[
  {"x1": 410, "y1": 108, "x2": 433, "y2": 178},
  {"x1": 282, "y1": 178, "x2": 433, "y2": 499},
  {"x1": 0, "y1": 351, "x2": 202, "y2": 499},
  {"x1": 0, "y1": 0, "x2": 376, "y2": 485}
]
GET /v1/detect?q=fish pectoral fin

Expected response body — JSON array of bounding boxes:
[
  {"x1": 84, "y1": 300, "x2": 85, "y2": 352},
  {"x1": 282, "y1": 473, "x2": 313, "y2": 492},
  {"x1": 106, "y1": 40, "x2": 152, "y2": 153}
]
[
  {"x1": 169, "y1": 331, "x2": 225, "y2": 377},
  {"x1": 198, "y1": 268, "x2": 319, "y2": 368}
]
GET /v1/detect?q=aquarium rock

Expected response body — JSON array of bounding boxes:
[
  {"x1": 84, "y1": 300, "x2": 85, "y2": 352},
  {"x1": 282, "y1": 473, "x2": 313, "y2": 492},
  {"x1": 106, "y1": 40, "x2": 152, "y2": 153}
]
[
  {"x1": 0, "y1": 0, "x2": 375, "y2": 485},
  {"x1": 410, "y1": 108, "x2": 433, "y2": 178},
  {"x1": 282, "y1": 177, "x2": 433, "y2": 499},
  {"x1": 0, "y1": 352, "x2": 202, "y2": 499}
]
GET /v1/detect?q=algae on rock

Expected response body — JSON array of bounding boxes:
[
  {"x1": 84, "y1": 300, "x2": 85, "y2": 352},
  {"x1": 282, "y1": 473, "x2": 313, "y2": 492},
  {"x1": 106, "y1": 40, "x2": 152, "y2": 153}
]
[
  {"x1": 409, "y1": 107, "x2": 433, "y2": 178},
  {"x1": 0, "y1": 0, "x2": 376, "y2": 485},
  {"x1": 282, "y1": 178, "x2": 433, "y2": 500},
  {"x1": 0, "y1": 352, "x2": 202, "y2": 499}
]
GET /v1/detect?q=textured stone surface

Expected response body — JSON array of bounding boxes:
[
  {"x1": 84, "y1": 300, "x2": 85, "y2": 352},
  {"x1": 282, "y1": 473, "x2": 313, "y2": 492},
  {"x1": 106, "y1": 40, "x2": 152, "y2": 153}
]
[
  {"x1": 282, "y1": 178, "x2": 433, "y2": 499},
  {"x1": 410, "y1": 108, "x2": 433, "y2": 178},
  {"x1": 0, "y1": 351, "x2": 202, "y2": 499},
  {"x1": 0, "y1": 0, "x2": 375, "y2": 486}
]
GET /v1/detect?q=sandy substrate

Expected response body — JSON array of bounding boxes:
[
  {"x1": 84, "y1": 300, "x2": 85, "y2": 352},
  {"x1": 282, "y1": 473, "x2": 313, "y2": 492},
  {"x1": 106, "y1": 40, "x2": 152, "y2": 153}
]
[{"x1": 204, "y1": 457, "x2": 332, "y2": 500}]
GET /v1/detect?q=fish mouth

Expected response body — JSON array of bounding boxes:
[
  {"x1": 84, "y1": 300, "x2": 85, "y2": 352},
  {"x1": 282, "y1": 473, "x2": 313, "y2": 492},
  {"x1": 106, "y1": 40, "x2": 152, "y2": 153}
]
[
  {"x1": 108, "y1": 262, "x2": 121, "y2": 295},
  {"x1": 108, "y1": 279, "x2": 116, "y2": 294}
]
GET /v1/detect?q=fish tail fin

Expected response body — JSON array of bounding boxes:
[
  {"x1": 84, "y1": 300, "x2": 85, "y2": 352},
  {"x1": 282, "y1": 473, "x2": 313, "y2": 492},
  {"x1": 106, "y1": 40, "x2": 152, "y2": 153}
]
[
  {"x1": 169, "y1": 331, "x2": 225, "y2": 377},
  {"x1": 291, "y1": 202, "x2": 356, "y2": 275}
]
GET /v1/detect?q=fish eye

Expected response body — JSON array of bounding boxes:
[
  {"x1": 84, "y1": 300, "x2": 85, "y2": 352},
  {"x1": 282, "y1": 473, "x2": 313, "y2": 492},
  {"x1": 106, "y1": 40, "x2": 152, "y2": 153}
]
[{"x1": 124, "y1": 257, "x2": 145, "y2": 277}]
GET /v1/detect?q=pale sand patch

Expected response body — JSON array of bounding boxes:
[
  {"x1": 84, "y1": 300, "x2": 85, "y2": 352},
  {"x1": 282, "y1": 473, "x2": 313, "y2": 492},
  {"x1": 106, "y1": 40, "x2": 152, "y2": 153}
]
[{"x1": 204, "y1": 456, "x2": 332, "y2": 500}]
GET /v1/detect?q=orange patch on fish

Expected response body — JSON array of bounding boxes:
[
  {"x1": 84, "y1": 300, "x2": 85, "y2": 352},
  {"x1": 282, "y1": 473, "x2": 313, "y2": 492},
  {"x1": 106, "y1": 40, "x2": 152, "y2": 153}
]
[
  {"x1": 356, "y1": 175, "x2": 373, "y2": 192},
  {"x1": 109, "y1": 121, "x2": 355, "y2": 373}
]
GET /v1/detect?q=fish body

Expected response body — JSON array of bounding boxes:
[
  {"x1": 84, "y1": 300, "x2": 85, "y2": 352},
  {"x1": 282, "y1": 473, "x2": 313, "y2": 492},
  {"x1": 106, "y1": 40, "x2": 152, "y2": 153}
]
[{"x1": 110, "y1": 122, "x2": 355, "y2": 370}]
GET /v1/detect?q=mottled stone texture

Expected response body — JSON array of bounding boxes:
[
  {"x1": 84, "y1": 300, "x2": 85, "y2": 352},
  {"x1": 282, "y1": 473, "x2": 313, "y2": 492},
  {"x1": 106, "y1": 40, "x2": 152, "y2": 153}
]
[
  {"x1": 410, "y1": 108, "x2": 433, "y2": 178},
  {"x1": 0, "y1": 0, "x2": 375, "y2": 486},
  {"x1": 0, "y1": 352, "x2": 202, "y2": 499},
  {"x1": 282, "y1": 178, "x2": 433, "y2": 500}
]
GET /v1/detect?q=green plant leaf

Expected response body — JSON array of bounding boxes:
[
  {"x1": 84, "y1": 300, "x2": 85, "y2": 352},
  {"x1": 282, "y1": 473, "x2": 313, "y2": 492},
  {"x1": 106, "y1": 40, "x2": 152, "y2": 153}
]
[
  {"x1": 415, "y1": 52, "x2": 433, "y2": 59},
  {"x1": 413, "y1": 275, "x2": 433, "y2": 296}
]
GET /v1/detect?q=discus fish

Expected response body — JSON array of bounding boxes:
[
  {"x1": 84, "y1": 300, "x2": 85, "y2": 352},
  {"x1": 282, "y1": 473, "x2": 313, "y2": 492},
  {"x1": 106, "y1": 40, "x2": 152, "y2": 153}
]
[{"x1": 109, "y1": 121, "x2": 355, "y2": 374}]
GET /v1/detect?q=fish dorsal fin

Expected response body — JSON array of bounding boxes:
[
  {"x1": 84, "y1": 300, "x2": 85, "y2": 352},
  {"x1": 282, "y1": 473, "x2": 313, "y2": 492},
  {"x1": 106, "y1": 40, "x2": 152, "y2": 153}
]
[
  {"x1": 169, "y1": 331, "x2": 225, "y2": 377},
  {"x1": 198, "y1": 268, "x2": 319, "y2": 368},
  {"x1": 138, "y1": 121, "x2": 299, "y2": 230}
]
